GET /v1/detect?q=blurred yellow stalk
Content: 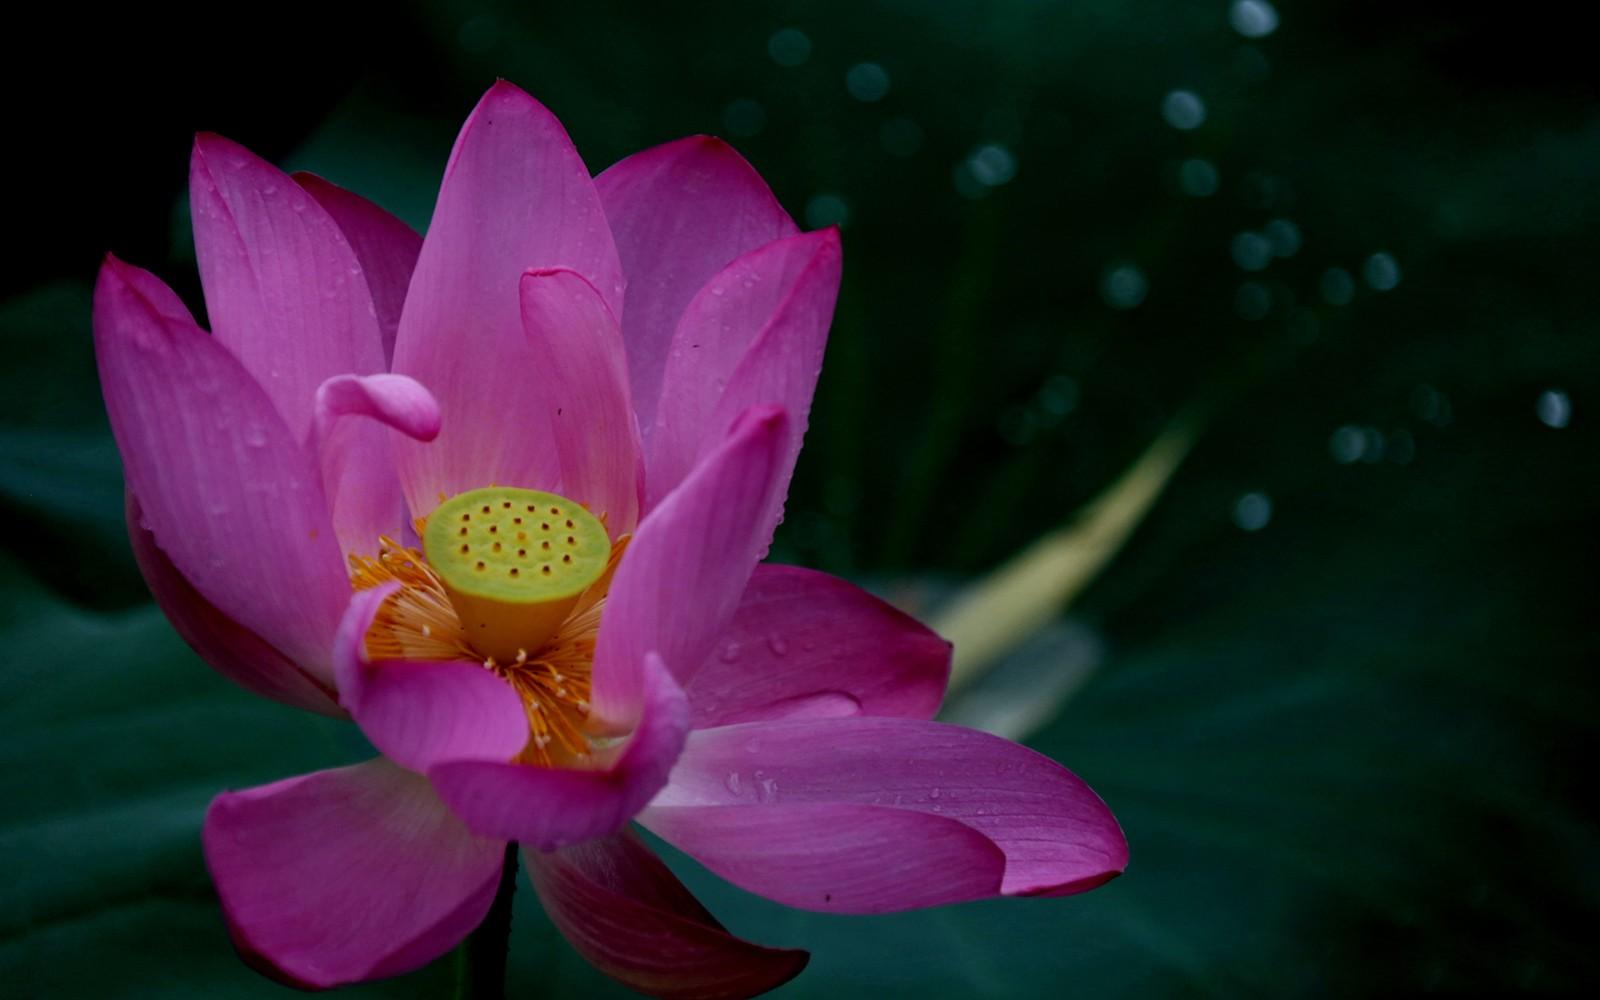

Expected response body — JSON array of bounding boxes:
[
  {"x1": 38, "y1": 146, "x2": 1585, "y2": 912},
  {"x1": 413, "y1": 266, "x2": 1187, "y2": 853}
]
[{"x1": 933, "y1": 414, "x2": 1198, "y2": 691}]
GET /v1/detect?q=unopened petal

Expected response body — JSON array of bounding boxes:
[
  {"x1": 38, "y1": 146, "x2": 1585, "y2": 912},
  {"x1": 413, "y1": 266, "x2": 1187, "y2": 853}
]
[
  {"x1": 391, "y1": 81, "x2": 622, "y2": 517},
  {"x1": 648, "y1": 228, "x2": 842, "y2": 524},
  {"x1": 519, "y1": 267, "x2": 642, "y2": 535},
  {"x1": 591, "y1": 405, "x2": 789, "y2": 728},
  {"x1": 189, "y1": 133, "x2": 386, "y2": 440},
  {"x1": 293, "y1": 172, "x2": 422, "y2": 366},
  {"x1": 126, "y1": 491, "x2": 342, "y2": 717},
  {"x1": 94, "y1": 257, "x2": 347, "y2": 675},
  {"x1": 596, "y1": 135, "x2": 798, "y2": 435}
]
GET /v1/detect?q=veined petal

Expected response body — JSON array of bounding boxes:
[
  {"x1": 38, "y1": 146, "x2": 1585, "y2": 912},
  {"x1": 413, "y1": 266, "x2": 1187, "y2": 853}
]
[
  {"x1": 641, "y1": 803, "x2": 1004, "y2": 915},
  {"x1": 687, "y1": 565, "x2": 950, "y2": 728},
  {"x1": 591, "y1": 405, "x2": 789, "y2": 728},
  {"x1": 647, "y1": 228, "x2": 841, "y2": 519},
  {"x1": 189, "y1": 133, "x2": 386, "y2": 441},
  {"x1": 595, "y1": 136, "x2": 798, "y2": 435},
  {"x1": 293, "y1": 172, "x2": 422, "y2": 366},
  {"x1": 94, "y1": 256, "x2": 347, "y2": 675},
  {"x1": 646, "y1": 717, "x2": 1128, "y2": 905},
  {"x1": 203, "y1": 759, "x2": 506, "y2": 989},
  {"x1": 428, "y1": 651, "x2": 688, "y2": 851},
  {"x1": 125, "y1": 492, "x2": 343, "y2": 717},
  {"x1": 313, "y1": 373, "x2": 441, "y2": 557},
  {"x1": 526, "y1": 830, "x2": 807, "y2": 999},
  {"x1": 332, "y1": 584, "x2": 528, "y2": 773},
  {"x1": 392, "y1": 81, "x2": 623, "y2": 517},
  {"x1": 519, "y1": 267, "x2": 642, "y2": 535}
]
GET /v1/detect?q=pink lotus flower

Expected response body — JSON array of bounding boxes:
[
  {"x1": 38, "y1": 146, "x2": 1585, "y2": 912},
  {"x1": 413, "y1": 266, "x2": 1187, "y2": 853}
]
[{"x1": 94, "y1": 81, "x2": 1127, "y2": 995}]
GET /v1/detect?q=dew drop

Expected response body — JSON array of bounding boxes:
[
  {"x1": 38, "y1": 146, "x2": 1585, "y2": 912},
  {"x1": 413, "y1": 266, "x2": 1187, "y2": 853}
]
[
  {"x1": 725, "y1": 771, "x2": 743, "y2": 795},
  {"x1": 767, "y1": 634, "x2": 790, "y2": 656},
  {"x1": 719, "y1": 641, "x2": 742, "y2": 663}
]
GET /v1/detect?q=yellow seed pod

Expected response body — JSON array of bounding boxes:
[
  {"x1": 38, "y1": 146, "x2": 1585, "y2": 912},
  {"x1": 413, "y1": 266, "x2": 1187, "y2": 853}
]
[{"x1": 422, "y1": 487, "x2": 610, "y2": 662}]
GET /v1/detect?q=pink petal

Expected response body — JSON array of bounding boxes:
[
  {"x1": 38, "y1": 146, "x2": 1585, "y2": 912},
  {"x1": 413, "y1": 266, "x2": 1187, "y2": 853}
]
[
  {"x1": 647, "y1": 717, "x2": 1128, "y2": 902},
  {"x1": 293, "y1": 171, "x2": 422, "y2": 366},
  {"x1": 641, "y1": 803, "x2": 1005, "y2": 914},
  {"x1": 526, "y1": 829, "x2": 807, "y2": 999},
  {"x1": 313, "y1": 373, "x2": 442, "y2": 557},
  {"x1": 519, "y1": 267, "x2": 642, "y2": 534},
  {"x1": 189, "y1": 133, "x2": 385, "y2": 441},
  {"x1": 125, "y1": 491, "x2": 343, "y2": 717},
  {"x1": 428, "y1": 651, "x2": 688, "y2": 851},
  {"x1": 687, "y1": 565, "x2": 950, "y2": 728},
  {"x1": 647, "y1": 229, "x2": 842, "y2": 518},
  {"x1": 595, "y1": 136, "x2": 798, "y2": 435},
  {"x1": 391, "y1": 82, "x2": 623, "y2": 517},
  {"x1": 203, "y1": 758, "x2": 506, "y2": 989},
  {"x1": 590, "y1": 405, "x2": 789, "y2": 729},
  {"x1": 94, "y1": 257, "x2": 347, "y2": 675},
  {"x1": 332, "y1": 583, "x2": 529, "y2": 772}
]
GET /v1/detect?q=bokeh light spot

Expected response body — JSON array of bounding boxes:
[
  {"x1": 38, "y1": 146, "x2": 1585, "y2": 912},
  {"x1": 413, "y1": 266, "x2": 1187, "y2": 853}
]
[
  {"x1": 1162, "y1": 90, "x2": 1207, "y2": 130},
  {"x1": 1233, "y1": 492, "x2": 1273, "y2": 531},
  {"x1": 1536, "y1": 389, "x2": 1572, "y2": 429},
  {"x1": 1102, "y1": 265, "x2": 1148, "y2": 309},
  {"x1": 846, "y1": 62, "x2": 891, "y2": 102},
  {"x1": 768, "y1": 28, "x2": 812, "y2": 67},
  {"x1": 1229, "y1": 1, "x2": 1280, "y2": 39}
]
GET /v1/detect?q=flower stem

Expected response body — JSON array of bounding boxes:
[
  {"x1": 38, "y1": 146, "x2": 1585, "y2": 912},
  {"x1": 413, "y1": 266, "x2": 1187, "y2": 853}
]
[{"x1": 456, "y1": 842, "x2": 519, "y2": 1000}]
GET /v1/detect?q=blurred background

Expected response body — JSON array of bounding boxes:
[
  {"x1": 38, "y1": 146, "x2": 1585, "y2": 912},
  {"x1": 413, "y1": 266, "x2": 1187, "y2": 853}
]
[{"x1": 3, "y1": 1, "x2": 1597, "y2": 995}]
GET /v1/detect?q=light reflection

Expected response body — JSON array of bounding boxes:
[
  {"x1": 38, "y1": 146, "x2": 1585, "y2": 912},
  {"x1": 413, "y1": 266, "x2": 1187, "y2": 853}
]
[
  {"x1": 1179, "y1": 158, "x2": 1219, "y2": 197},
  {"x1": 1320, "y1": 267, "x2": 1355, "y2": 305},
  {"x1": 768, "y1": 28, "x2": 812, "y2": 67},
  {"x1": 1330, "y1": 425, "x2": 1366, "y2": 464},
  {"x1": 1264, "y1": 218, "x2": 1301, "y2": 257},
  {"x1": 1037, "y1": 374, "x2": 1079, "y2": 420},
  {"x1": 968, "y1": 144, "x2": 1017, "y2": 187},
  {"x1": 1231, "y1": 231, "x2": 1272, "y2": 271},
  {"x1": 1411, "y1": 384, "x2": 1453, "y2": 427},
  {"x1": 1363, "y1": 251, "x2": 1402, "y2": 291},
  {"x1": 1102, "y1": 265, "x2": 1148, "y2": 309},
  {"x1": 1162, "y1": 90, "x2": 1207, "y2": 130},
  {"x1": 1233, "y1": 491, "x2": 1273, "y2": 532},
  {"x1": 1536, "y1": 389, "x2": 1572, "y2": 429},
  {"x1": 880, "y1": 117, "x2": 924, "y2": 157},
  {"x1": 846, "y1": 62, "x2": 891, "y2": 102},
  {"x1": 1229, "y1": 1, "x2": 1280, "y2": 39},
  {"x1": 805, "y1": 193, "x2": 850, "y2": 228},
  {"x1": 1236, "y1": 281, "x2": 1271, "y2": 320},
  {"x1": 722, "y1": 98, "x2": 765, "y2": 137}
]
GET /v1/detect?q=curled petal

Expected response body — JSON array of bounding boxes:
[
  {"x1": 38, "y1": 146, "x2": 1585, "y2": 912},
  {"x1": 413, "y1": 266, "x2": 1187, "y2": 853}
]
[
  {"x1": 314, "y1": 373, "x2": 442, "y2": 556},
  {"x1": 203, "y1": 759, "x2": 506, "y2": 989},
  {"x1": 332, "y1": 583, "x2": 528, "y2": 773},
  {"x1": 591, "y1": 405, "x2": 789, "y2": 728},
  {"x1": 687, "y1": 565, "x2": 950, "y2": 728},
  {"x1": 428, "y1": 651, "x2": 688, "y2": 851},
  {"x1": 526, "y1": 829, "x2": 807, "y2": 999},
  {"x1": 391, "y1": 81, "x2": 623, "y2": 516},
  {"x1": 189, "y1": 133, "x2": 385, "y2": 440},
  {"x1": 596, "y1": 135, "x2": 798, "y2": 435},
  {"x1": 126, "y1": 491, "x2": 342, "y2": 717},
  {"x1": 519, "y1": 267, "x2": 642, "y2": 534},
  {"x1": 646, "y1": 717, "x2": 1128, "y2": 908},
  {"x1": 293, "y1": 172, "x2": 422, "y2": 366},
  {"x1": 93, "y1": 256, "x2": 347, "y2": 675}
]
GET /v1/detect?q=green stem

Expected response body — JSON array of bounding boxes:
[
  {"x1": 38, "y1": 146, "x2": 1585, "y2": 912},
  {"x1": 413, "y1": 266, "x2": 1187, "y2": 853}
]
[{"x1": 455, "y1": 842, "x2": 519, "y2": 1000}]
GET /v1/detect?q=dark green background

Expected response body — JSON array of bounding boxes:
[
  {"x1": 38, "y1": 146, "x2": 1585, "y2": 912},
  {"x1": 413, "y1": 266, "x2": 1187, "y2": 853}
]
[{"x1": 3, "y1": 2, "x2": 1597, "y2": 995}]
